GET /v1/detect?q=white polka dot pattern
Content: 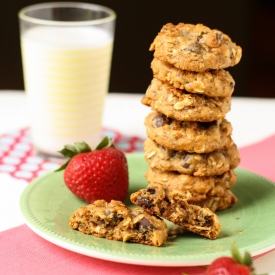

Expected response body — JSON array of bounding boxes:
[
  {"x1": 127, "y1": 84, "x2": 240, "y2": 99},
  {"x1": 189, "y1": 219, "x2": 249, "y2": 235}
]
[{"x1": 0, "y1": 128, "x2": 144, "y2": 182}]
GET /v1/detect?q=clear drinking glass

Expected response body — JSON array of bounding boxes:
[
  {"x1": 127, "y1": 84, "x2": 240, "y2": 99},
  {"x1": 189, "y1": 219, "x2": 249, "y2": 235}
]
[{"x1": 18, "y1": 2, "x2": 116, "y2": 156}]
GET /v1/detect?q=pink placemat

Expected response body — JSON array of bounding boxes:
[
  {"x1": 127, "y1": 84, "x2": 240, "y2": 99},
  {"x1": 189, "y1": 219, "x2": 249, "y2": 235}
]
[
  {"x1": 0, "y1": 224, "x2": 205, "y2": 275},
  {"x1": 1, "y1": 130, "x2": 275, "y2": 275},
  {"x1": 239, "y1": 134, "x2": 275, "y2": 182}
]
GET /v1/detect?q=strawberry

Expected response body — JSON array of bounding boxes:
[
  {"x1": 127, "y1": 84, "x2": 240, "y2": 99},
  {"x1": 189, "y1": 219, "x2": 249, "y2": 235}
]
[
  {"x1": 56, "y1": 136, "x2": 129, "y2": 204},
  {"x1": 205, "y1": 243, "x2": 259, "y2": 275}
]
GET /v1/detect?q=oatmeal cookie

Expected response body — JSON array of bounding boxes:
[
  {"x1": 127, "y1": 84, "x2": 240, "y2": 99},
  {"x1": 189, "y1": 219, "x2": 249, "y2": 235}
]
[
  {"x1": 69, "y1": 200, "x2": 168, "y2": 246},
  {"x1": 130, "y1": 183, "x2": 221, "y2": 239},
  {"x1": 145, "y1": 167, "x2": 237, "y2": 199},
  {"x1": 189, "y1": 189, "x2": 238, "y2": 212},
  {"x1": 142, "y1": 78, "x2": 231, "y2": 122},
  {"x1": 145, "y1": 112, "x2": 233, "y2": 153},
  {"x1": 151, "y1": 58, "x2": 235, "y2": 97},
  {"x1": 150, "y1": 23, "x2": 242, "y2": 72},
  {"x1": 144, "y1": 139, "x2": 240, "y2": 176}
]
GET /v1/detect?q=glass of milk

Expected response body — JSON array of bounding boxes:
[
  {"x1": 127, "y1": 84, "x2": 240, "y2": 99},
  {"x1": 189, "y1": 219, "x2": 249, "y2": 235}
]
[{"x1": 18, "y1": 2, "x2": 116, "y2": 156}]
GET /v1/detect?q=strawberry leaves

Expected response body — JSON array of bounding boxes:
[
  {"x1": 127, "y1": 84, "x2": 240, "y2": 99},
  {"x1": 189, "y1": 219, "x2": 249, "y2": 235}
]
[
  {"x1": 206, "y1": 242, "x2": 267, "y2": 275},
  {"x1": 231, "y1": 242, "x2": 253, "y2": 269},
  {"x1": 55, "y1": 136, "x2": 113, "y2": 172},
  {"x1": 95, "y1": 136, "x2": 113, "y2": 150}
]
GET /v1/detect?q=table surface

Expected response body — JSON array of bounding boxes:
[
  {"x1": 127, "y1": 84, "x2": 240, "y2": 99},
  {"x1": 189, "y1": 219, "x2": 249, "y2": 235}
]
[
  {"x1": 1, "y1": 91, "x2": 275, "y2": 147},
  {"x1": 1, "y1": 90, "x2": 275, "y2": 274}
]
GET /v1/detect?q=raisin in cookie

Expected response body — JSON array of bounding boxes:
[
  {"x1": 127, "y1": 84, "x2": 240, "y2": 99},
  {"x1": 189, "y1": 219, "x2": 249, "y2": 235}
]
[
  {"x1": 150, "y1": 23, "x2": 242, "y2": 72},
  {"x1": 151, "y1": 58, "x2": 235, "y2": 97},
  {"x1": 142, "y1": 78, "x2": 231, "y2": 122},
  {"x1": 144, "y1": 139, "x2": 240, "y2": 176},
  {"x1": 145, "y1": 167, "x2": 237, "y2": 199},
  {"x1": 130, "y1": 183, "x2": 221, "y2": 239},
  {"x1": 69, "y1": 200, "x2": 168, "y2": 246},
  {"x1": 145, "y1": 112, "x2": 233, "y2": 153}
]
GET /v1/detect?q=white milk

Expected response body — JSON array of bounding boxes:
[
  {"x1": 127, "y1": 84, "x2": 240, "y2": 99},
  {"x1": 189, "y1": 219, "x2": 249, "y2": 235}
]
[{"x1": 21, "y1": 26, "x2": 113, "y2": 155}]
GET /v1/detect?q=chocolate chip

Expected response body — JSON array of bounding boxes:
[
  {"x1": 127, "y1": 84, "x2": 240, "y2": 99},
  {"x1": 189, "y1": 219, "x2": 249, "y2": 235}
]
[
  {"x1": 168, "y1": 149, "x2": 177, "y2": 158},
  {"x1": 147, "y1": 188, "x2": 156, "y2": 195},
  {"x1": 138, "y1": 217, "x2": 155, "y2": 233},
  {"x1": 105, "y1": 210, "x2": 123, "y2": 225},
  {"x1": 182, "y1": 154, "x2": 190, "y2": 169},
  {"x1": 185, "y1": 42, "x2": 201, "y2": 54},
  {"x1": 204, "y1": 216, "x2": 212, "y2": 227},
  {"x1": 114, "y1": 213, "x2": 124, "y2": 225},
  {"x1": 137, "y1": 196, "x2": 153, "y2": 209},
  {"x1": 182, "y1": 162, "x2": 190, "y2": 169},
  {"x1": 151, "y1": 114, "x2": 166, "y2": 128}
]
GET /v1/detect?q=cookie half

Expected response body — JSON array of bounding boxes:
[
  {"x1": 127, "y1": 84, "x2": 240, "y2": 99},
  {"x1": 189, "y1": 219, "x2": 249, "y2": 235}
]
[
  {"x1": 69, "y1": 200, "x2": 168, "y2": 247},
  {"x1": 150, "y1": 23, "x2": 242, "y2": 72},
  {"x1": 130, "y1": 183, "x2": 221, "y2": 239},
  {"x1": 151, "y1": 58, "x2": 235, "y2": 97},
  {"x1": 144, "y1": 139, "x2": 240, "y2": 176},
  {"x1": 145, "y1": 112, "x2": 233, "y2": 153},
  {"x1": 142, "y1": 78, "x2": 231, "y2": 122}
]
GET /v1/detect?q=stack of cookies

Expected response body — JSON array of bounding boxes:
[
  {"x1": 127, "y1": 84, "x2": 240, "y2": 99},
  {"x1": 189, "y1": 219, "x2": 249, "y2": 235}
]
[{"x1": 131, "y1": 23, "x2": 242, "y2": 240}]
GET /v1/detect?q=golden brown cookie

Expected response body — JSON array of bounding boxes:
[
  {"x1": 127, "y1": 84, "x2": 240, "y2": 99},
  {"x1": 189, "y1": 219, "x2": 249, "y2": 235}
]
[
  {"x1": 142, "y1": 78, "x2": 231, "y2": 122},
  {"x1": 130, "y1": 183, "x2": 221, "y2": 239},
  {"x1": 145, "y1": 167, "x2": 237, "y2": 199},
  {"x1": 69, "y1": 200, "x2": 168, "y2": 247},
  {"x1": 151, "y1": 58, "x2": 235, "y2": 97},
  {"x1": 144, "y1": 112, "x2": 233, "y2": 153},
  {"x1": 150, "y1": 23, "x2": 242, "y2": 72},
  {"x1": 144, "y1": 139, "x2": 240, "y2": 176},
  {"x1": 189, "y1": 189, "x2": 238, "y2": 212}
]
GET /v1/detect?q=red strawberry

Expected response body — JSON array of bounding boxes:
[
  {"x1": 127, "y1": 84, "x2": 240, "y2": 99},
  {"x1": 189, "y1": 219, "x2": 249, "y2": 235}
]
[
  {"x1": 56, "y1": 137, "x2": 129, "y2": 203},
  {"x1": 205, "y1": 243, "x2": 258, "y2": 275},
  {"x1": 206, "y1": 257, "x2": 251, "y2": 275}
]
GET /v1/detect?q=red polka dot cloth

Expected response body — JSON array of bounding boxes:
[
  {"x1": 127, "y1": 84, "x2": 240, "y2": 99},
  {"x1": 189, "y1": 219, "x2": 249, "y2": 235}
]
[{"x1": 0, "y1": 128, "x2": 144, "y2": 182}]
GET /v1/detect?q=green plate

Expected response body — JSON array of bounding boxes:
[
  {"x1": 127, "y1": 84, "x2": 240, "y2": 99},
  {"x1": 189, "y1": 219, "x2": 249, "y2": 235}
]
[{"x1": 20, "y1": 153, "x2": 275, "y2": 266}]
